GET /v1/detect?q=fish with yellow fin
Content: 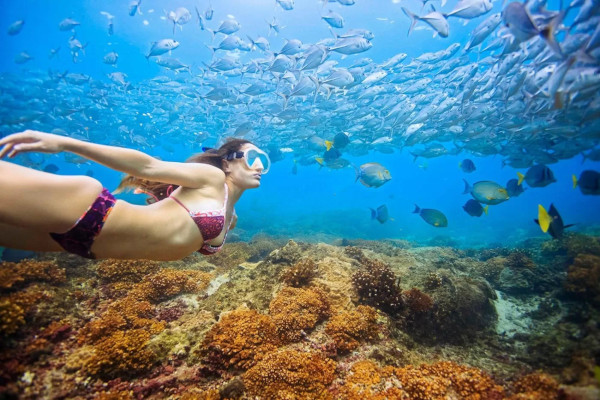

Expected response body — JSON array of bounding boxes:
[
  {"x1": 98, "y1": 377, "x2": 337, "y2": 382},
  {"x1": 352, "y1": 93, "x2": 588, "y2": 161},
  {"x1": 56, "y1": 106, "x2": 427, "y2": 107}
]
[{"x1": 535, "y1": 203, "x2": 574, "y2": 239}]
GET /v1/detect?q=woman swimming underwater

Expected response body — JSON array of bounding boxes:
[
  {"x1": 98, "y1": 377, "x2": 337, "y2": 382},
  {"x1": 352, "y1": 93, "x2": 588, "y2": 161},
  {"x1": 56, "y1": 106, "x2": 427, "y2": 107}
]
[{"x1": 0, "y1": 130, "x2": 270, "y2": 260}]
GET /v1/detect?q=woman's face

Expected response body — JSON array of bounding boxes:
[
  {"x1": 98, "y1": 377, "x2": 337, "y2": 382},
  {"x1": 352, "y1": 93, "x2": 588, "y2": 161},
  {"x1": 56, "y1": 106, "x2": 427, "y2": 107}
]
[{"x1": 225, "y1": 143, "x2": 265, "y2": 189}]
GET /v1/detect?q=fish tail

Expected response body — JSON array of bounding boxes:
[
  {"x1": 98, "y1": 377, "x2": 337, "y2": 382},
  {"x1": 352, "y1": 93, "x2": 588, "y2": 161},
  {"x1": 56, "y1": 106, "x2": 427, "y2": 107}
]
[
  {"x1": 352, "y1": 164, "x2": 360, "y2": 182},
  {"x1": 370, "y1": 208, "x2": 376, "y2": 219},
  {"x1": 462, "y1": 179, "x2": 471, "y2": 195},
  {"x1": 204, "y1": 43, "x2": 215, "y2": 56},
  {"x1": 539, "y1": 10, "x2": 565, "y2": 59},
  {"x1": 206, "y1": 27, "x2": 215, "y2": 40},
  {"x1": 401, "y1": 7, "x2": 418, "y2": 37},
  {"x1": 276, "y1": 92, "x2": 289, "y2": 110},
  {"x1": 572, "y1": 174, "x2": 578, "y2": 189},
  {"x1": 483, "y1": 205, "x2": 489, "y2": 215},
  {"x1": 412, "y1": 204, "x2": 421, "y2": 214},
  {"x1": 537, "y1": 204, "x2": 551, "y2": 233},
  {"x1": 517, "y1": 172, "x2": 525, "y2": 186}
]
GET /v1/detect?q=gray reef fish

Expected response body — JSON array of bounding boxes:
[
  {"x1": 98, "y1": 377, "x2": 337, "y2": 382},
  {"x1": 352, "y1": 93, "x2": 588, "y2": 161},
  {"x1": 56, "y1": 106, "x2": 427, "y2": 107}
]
[
  {"x1": 370, "y1": 205, "x2": 389, "y2": 224},
  {"x1": 413, "y1": 204, "x2": 448, "y2": 227},
  {"x1": 355, "y1": 162, "x2": 392, "y2": 188},
  {"x1": 517, "y1": 164, "x2": 556, "y2": 188},
  {"x1": 463, "y1": 180, "x2": 510, "y2": 205},
  {"x1": 573, "y1": 170, "x2": 600, "y2": 195},
  {"x1": 7, "y1": 20, "x2": 25, "y2": 35}
]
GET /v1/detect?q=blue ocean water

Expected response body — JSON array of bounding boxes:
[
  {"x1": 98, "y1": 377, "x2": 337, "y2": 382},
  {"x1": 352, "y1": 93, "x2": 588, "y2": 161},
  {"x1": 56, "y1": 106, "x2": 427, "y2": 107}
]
[{"x1": 1, "y1": 0, "x2": 599, "y2": 249}]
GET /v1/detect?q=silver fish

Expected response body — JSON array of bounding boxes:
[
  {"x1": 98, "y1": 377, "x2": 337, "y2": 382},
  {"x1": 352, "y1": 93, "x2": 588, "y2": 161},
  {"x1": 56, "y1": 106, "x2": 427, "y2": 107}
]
[
  {"x1": 328, "y1": 37, "x2": 372, "y2": 55},
  {"x1": 402, "y1": 7, "x2": 449, "y2": 38},
  {"x1": 145, "y1": 39, "x2": 180, "y2": 59},
  {"x1": 7, "y1": 20, "x2": 24, "y2": 36}
]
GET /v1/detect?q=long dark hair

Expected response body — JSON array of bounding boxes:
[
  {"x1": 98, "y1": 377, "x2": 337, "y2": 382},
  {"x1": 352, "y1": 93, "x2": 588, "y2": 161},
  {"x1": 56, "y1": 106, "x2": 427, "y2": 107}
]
[{"x1": 115, "y1": 138, "x2": 251, "y2": 204}]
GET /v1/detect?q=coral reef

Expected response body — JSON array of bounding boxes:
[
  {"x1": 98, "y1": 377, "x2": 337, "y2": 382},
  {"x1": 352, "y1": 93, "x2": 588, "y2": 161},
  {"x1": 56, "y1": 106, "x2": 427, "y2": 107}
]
[
  {"x1": 243, "y1": 349, "x2": 337, "y2": 399},
  {"x1": 269, "y1": 286, "x2": 331, "y2": 342},
  {"x1": 0, "y1": 259, "x2": 66, "y2": 290},
  {"x1": 2, "y1": 238, "x2": 600, "y2": 399},
  {"x1": 95, "y1": 259, "x2": 160, "y2": 283},
  {"x1": 280, "y1": 258, "x2": 318, "y2": 287},
  {"x1": 129, "y1": 268, "x2": 212, "y2": 303},
  {"x1": 351, "y1": 258, "x2": 403, "y2": 315},
  {"x1": 84, "y1": 329, "x2": 157, "y2": 379},
  {"x1": 325, "y1": 305, "x2": 379, "y2": 353},
  {"x1": 201, "y1": 308, "x2": 279, "y2": 371},
  {"x1": 565, "y1": 254, "x2": 600, "y2": 304}
]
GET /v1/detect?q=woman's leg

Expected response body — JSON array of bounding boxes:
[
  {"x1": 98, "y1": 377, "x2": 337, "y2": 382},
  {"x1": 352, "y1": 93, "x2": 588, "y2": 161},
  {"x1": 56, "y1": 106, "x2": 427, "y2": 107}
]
[
  {"x1": 0, "y1": 160, "x2": 104, "y2": 233},
  {"x1": 0, "y1": 222, "x2": 63, "y2": 251}
]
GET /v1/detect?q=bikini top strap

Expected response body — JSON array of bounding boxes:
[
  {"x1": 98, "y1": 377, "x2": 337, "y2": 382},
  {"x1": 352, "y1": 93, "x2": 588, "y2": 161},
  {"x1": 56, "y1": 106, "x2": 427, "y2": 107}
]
[
  {"x1": 170, "y1": 195, "x2": 190, "y2": 213},
  {"x1": 223, "y1": 183, "x2": 229, "y2": 208}
]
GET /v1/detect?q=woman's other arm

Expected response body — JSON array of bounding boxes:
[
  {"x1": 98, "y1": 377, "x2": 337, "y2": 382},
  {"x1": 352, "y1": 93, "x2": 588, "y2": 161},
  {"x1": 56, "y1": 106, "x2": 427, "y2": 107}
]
[{"x1": 0, "y1": 130, "x2": 223, "y2": 188}]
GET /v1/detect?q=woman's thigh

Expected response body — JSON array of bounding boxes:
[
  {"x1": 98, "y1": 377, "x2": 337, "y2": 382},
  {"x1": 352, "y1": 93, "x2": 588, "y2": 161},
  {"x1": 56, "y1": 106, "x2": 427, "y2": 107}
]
[
  {"x1": 0, "y1": 221, "x2": 63, "y2": 252},
  {"x1": 0, "y1": 160, "x2": 104, "y2": 232}
]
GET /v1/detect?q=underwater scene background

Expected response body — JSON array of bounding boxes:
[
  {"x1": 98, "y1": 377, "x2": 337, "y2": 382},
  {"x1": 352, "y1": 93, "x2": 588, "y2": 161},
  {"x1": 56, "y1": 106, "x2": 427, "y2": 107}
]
[{"x1": 1, "y1": 0, "x2": 600, "y2": 399}]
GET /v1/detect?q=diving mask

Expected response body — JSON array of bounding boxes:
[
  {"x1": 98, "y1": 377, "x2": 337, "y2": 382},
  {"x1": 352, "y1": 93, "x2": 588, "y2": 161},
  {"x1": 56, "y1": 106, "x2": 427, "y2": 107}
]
[{"x1": 226, "y1": 148, "x2": 271, "y2": 174}]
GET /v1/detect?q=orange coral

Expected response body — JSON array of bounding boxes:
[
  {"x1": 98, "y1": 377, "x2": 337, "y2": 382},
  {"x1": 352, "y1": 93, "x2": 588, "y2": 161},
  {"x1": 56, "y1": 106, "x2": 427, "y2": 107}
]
[
  {"x1": 129, "y1": 268, "x2": 211, "y2": 303},
  {"x1": 79, "y1": 296, "x2": 164, "y2": 344},
  {"x1": 336, "y1": 360, "x2": 404, "y2": 400},
  {"x1": 202, "y1": 308, "x2": 279, "y2": 370},
  {"x1": 269, "y1": 286, "x2": 331, "y2": 342},
  {"x1": 391, "y1": 361, "x2": 505, "y2": 400},
  {"x1": 243, "y1": 349, "x2": 337, "y2": 399},
  {"x1": 0, "y1": 259, "x2": 65, "y2": 290},
  {"x1": 95, "y1": 259, "x2": 160, "y2": 283},
  {"x1": 85, "y1": 329, "x2": 157, "y2": 378},
  {"x1": 325, "y1": 305, "x2": 379, "y2": 353},
  {"x1": 507, "y1": 372, "x2": 561, "y2": 400},
  {"x1": 280, "y1": 258, "x2": 318, "y2": 287}
]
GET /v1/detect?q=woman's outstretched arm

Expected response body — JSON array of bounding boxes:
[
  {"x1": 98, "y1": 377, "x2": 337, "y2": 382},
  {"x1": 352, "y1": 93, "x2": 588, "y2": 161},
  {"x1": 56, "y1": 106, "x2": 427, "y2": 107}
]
[{"x1": 0, "y1": 130, "x2": 223, "y2": 188}]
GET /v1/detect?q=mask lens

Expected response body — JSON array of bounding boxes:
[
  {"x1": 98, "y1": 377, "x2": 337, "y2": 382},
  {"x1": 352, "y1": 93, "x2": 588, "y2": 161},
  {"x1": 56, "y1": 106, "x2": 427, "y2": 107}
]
[{"x1": 245, "y1": 149, "x2": 270, "y2": 174}]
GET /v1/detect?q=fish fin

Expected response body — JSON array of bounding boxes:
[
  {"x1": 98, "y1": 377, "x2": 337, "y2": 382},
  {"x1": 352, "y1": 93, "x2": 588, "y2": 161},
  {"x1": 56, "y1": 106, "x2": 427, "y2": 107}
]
[
  {"x1": 325, "y1": 140, "x2": 333, "y2": 151},
  {"x1": 483, "y1": 205, "x2": 489, "y2": 215},
  {"x1": 572, "y1": 174, "x2": 577, "y2": 189},
  {"x1": 462, "y1": 179, "x2": 471, "y2": 195},
  {"x1": 412, "y1": 204, "x2": 420, "y2": 214},
  {"x1": 401, "y1": 7, "x2": 418, "y2": 36},
  {"x1": 538, "y1": 204, "x2": 551, "y2": 233},
  {"x1": 563, "y1": 223, "x2": 575, "y2": 230},
  {"x1": 517, "y1": 171, "x2": 525, "y2": 186},
  {"x1": 315, "y1": 157, "x2": 324, "y2": 166}
]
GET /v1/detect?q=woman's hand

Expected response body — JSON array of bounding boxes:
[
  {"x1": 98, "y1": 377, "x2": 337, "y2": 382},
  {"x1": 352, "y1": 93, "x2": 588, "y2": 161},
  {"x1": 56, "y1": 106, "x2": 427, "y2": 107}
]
[{"x1": 0, "y1": 130, "x2": 68, "y2": 158}]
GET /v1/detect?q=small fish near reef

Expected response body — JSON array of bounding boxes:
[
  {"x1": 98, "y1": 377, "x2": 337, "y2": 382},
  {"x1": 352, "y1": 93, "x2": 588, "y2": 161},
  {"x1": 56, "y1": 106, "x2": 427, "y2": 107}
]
[
  {"x1": 463, "y1": 180, "x2": 509, "y2": 205},
  {"x1": 413, "y1": 204, "x2": 448, "y2": 227},
  {"x1": 460, "y1": 158, "x2": 476, "y2": 173},
  {"x1": 572, "y1": 170, "x2": 600, "y2": 195},
  {"x1": 463, "y1": 199, "x2": 488, "y2": 217},
  {"x1": 354, "y1": 162, "x2": 392, "y2": 188},
  {"x1": 370, "y1": 205, "x2": 389, "y2": 224},
  {"x1": 517, "y1": 164, "x2": 556, "y2": 188},
  {"x1": 536, "y1": 203, "x2": 574, "y2": 239}
]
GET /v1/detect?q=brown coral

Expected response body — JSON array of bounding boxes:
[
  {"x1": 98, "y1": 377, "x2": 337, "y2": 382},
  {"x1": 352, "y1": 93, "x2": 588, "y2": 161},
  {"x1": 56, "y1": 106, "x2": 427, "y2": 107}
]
[
  {"x1": 201, "y1": 308, "x2": 279, "y2": 370},
  {"x1": 325, "y1": 305, "x2": 379, "y2": 353},
  {"x1": 0, "y1": 260, "x2": 66, "y2": 290},
  {"x1": 351, "y1": 258, "x2": 403, "y2": 315},
  {"x1": 564, "y1": 253, "x2": 600, "y2": 304},
  {"x1": 0, "y1": 289, "x2": 45, "y2": 336},
  {"x1": 243, "y1": 349, "x2": 337, "y2": 399},
  {"x1": 269, "y1": 286, "x2": 331, "y2": 342},
  {"x1": 280, "y1": 258, "x2": 318, "y2": 287},
  {"x1": 402, "y1": 288, "x2": 434, "y2": 313}
]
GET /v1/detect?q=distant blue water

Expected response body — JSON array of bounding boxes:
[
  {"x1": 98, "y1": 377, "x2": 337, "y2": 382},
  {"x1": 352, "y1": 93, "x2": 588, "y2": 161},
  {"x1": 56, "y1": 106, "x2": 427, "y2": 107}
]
[{"x1": 1, "y1": 0, "x2": 599, "y2": 249}]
